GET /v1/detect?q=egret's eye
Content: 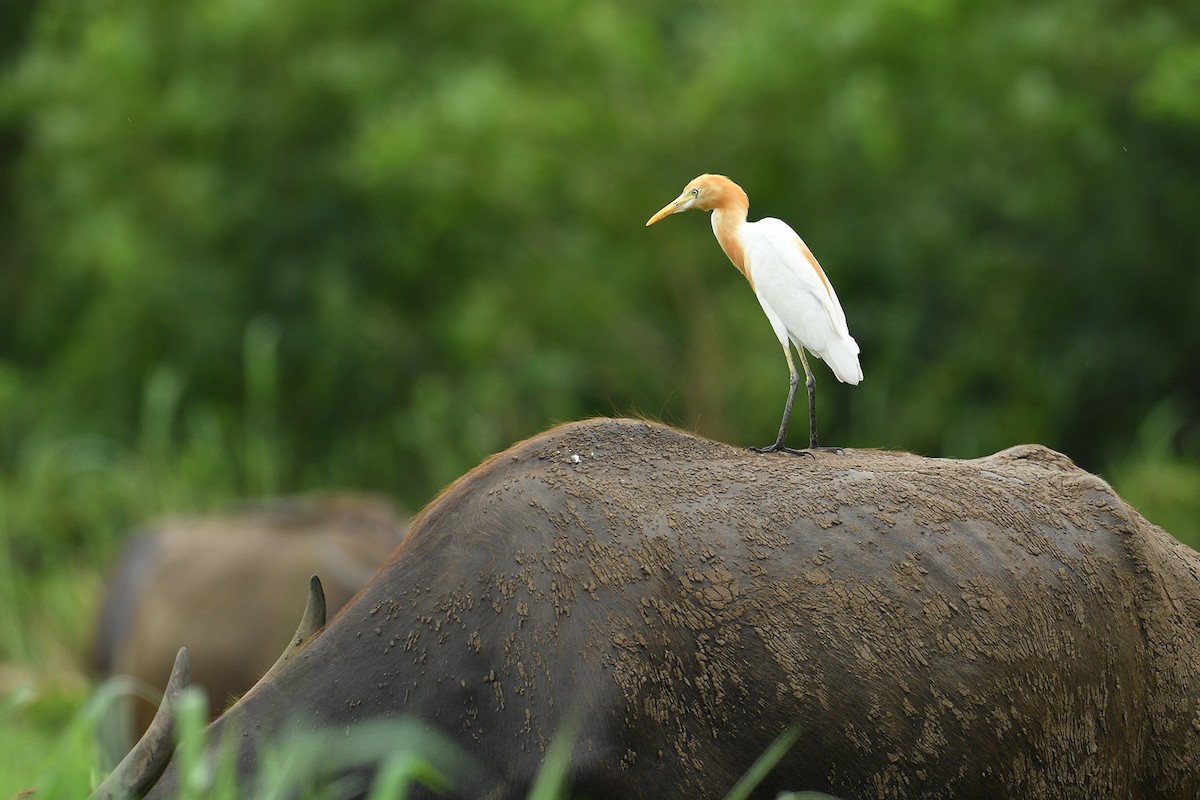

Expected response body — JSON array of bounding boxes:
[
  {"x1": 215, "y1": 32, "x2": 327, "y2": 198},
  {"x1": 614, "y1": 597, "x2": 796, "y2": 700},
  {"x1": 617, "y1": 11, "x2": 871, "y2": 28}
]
[{"x1": 690, "y1": 188, "x2": 699, "y2": 197}]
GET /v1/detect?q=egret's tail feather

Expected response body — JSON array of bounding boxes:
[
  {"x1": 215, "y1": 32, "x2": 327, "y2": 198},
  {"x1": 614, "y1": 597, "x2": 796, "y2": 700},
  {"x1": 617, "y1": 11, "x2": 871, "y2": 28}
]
[{"x1": 817, "y1": 335, "x2": 863, "y2": 385}]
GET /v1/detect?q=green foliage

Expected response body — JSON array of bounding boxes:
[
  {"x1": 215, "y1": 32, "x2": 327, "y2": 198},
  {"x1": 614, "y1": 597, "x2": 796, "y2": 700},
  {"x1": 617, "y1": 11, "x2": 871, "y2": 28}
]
[
  {"x1": 1108, "y1": 401, "x2": 1200, "y2": 548},
  {"x1": 2, "y1": 0, "x2": 1196, "y2": 518},
  {"x1": 3, "y1": 687, "x2": 804, "y2": 800},
  {"x1": 2, "y1": 684, "x2": 462, "y2": 799}
]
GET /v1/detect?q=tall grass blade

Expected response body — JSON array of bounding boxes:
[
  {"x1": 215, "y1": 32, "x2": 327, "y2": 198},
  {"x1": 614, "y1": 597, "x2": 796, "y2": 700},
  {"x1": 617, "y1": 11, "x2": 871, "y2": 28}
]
[{"x1": 723, "y1": 725, "x2": 801, "y2": 800}]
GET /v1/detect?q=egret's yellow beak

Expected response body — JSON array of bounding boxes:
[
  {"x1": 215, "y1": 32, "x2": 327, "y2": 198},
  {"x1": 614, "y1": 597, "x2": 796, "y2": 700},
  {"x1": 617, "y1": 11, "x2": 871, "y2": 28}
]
[{"x1": 645, "y1": 192, "x2": 695, "y2": 226}]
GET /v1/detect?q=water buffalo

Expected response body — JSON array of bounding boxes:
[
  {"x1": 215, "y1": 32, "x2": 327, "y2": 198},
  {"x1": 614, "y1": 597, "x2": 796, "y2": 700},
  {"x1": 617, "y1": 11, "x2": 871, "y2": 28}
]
[
  {"x1": 92, "y1": 492, "x2": 407, "y2": 734},
  {"x1": 98, "y1": 418, "x2": 1200, "y2": 799}
]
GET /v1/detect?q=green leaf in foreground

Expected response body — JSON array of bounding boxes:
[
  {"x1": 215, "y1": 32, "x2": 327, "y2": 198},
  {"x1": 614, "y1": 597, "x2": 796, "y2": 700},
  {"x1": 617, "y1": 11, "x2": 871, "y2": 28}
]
[
  {"x1": 525, "y1": 720, "x2": 575, "y2": 800},
  {"x1": 723, "y1": 725, "x2": 802, "y2": 800}
]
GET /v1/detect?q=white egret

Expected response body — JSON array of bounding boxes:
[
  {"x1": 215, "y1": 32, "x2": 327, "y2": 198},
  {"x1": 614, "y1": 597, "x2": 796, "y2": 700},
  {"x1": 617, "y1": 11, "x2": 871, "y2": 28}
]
[{"x1": 646, "y1": 174, "x2": 862, "y2": 453}]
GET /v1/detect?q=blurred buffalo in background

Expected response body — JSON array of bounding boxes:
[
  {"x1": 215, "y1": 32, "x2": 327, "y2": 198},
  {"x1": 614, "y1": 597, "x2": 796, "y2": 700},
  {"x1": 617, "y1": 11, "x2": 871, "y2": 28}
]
[{"x1": 90, "y1": 492, "x2": 408, "y2": 741}]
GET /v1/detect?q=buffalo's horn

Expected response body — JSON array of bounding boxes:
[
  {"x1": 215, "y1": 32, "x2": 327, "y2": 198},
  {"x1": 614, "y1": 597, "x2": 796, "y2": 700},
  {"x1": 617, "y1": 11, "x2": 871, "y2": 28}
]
[
  {"x1": 90, "y1": 646, "x2": 190, "y2": 800},
  {"x1": 261, "y1": 574, "x2": 327, "y2": 682}
]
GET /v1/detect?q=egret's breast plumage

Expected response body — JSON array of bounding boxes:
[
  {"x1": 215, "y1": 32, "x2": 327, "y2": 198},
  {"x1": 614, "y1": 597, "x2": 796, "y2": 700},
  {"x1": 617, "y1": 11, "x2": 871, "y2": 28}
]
[{"x1": 710, "y1": 210, "x2": 750, "y2": 285}]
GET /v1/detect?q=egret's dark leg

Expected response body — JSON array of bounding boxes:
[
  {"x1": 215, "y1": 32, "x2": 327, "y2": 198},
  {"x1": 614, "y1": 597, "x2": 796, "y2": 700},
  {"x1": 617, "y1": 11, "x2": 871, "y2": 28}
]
[
  {"x1": 797, "y1": 349, "x2": 847, "y2": 452},
  {"x1": 751, "y1": 346, "x2": 812, "y2": 457},
  {"x1": 798, "y1": 348, "x2": 818, "y2": 449}
]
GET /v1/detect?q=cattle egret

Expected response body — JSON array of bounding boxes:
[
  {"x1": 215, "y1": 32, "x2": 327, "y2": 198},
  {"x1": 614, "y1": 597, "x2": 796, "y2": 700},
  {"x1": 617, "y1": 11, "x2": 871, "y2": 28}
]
[{"x1": 646, "y1": 174, "x2": 862, "y2": 454}]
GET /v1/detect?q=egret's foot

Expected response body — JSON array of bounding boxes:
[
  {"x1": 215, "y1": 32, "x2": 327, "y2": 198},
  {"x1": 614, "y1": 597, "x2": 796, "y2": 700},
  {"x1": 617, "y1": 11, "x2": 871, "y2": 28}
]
[
  {"x1": 749, "y1": 443, "x2": 816, "y2": 459},
  {"x1": 808, "y1": 445, "x2": 846, "y2": 455}
]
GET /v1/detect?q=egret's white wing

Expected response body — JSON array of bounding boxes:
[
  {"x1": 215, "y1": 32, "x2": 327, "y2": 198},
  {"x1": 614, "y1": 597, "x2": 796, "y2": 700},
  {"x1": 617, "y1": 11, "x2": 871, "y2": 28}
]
[{"x1": 743, "y1": 218, "x2": 862, "y2": 384}]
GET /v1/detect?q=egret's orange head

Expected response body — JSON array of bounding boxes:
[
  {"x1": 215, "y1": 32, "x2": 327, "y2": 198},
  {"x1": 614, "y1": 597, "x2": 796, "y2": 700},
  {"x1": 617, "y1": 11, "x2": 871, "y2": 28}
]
[{"x1": 645, "y1": 174, "x2": 748, "y2": 226}]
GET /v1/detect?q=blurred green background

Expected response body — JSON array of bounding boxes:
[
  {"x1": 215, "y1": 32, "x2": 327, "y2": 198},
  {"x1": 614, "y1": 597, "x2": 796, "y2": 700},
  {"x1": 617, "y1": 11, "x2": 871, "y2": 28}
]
[{"x1": 1, "y1": 0, "x2": 1198, "y2": 790}]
